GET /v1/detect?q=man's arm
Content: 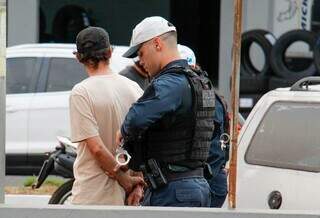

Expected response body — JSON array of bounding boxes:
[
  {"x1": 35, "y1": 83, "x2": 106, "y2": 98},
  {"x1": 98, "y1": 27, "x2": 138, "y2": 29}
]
[
  {"x1": 85, "y1": 136, "x2": 145, "y2": 193},
  {"x1": 85, "y1": 136, "x2": 120, "y2": 176},
  {"x1": 121, "y1": 74, "x2": 190, "y2": 141},
  {"x1": 70, "y1": 91, "x2": 144, "y2": 193}
]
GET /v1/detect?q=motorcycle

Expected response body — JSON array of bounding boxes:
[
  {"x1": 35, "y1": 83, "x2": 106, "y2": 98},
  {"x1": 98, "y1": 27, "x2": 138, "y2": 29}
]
[{"x1": 32, "y1": 136, "x2": 77, "y2": 204}]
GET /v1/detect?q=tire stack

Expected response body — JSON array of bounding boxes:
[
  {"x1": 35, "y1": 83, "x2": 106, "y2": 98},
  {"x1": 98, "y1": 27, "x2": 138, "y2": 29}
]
[
  {"x1": 239, "y1": 29, "x2": 319, "y2": 118},
  {"x1": 240, "y1": 30, "x2": 275, "y2": 118}
]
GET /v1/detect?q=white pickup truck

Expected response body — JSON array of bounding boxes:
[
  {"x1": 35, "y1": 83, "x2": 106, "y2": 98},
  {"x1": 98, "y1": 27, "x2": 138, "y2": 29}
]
[{"x1": 236, "y1": 77, "x2": 320, "y2": 210}]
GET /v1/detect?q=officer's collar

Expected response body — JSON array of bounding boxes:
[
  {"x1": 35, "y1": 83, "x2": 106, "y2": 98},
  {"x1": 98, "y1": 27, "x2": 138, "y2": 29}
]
[{"x1": 155, "y1": 59, "x2": 189, "y2": 79}]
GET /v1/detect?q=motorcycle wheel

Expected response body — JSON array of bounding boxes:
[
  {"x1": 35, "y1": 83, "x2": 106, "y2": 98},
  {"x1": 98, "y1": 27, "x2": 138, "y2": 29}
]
[{"x1": 48, "y1": 179, "x2": 74, "y2": 204}]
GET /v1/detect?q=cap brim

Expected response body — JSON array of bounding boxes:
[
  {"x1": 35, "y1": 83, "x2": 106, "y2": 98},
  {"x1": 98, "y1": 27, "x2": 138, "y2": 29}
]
[{"x1": 122, "y1": 44, "x2": 141, "y2": 58}]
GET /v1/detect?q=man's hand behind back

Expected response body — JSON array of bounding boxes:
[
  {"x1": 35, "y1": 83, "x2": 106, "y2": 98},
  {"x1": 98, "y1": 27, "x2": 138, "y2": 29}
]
[
  {"x1": 116, "y1": 171, "x2": 146, "y2": 194},
  {"x1": 127, "y1": 184, "x2": 144, "y2": 206}
]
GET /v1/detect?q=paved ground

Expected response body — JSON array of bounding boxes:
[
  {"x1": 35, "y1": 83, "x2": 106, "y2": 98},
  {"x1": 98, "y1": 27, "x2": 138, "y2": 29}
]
[{"x1": 5, "y1": 194, "x2": 50, "y2": 205}]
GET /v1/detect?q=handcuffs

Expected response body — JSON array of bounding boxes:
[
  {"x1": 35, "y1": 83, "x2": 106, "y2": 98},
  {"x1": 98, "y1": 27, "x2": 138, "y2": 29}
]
[
  {"x1": 115, "y1": 140, "x2": 132, "y2": 166},
  {"x1": 220, "y1": 133, "x2": 230, "y2": 151}
]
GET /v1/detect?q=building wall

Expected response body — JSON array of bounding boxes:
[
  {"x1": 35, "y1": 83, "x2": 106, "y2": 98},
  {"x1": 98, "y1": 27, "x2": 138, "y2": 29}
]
[
  {"x1": 218, "y1": 0, "x2": 274, "y2": 100},
  {"x1": 8, "y1": 0, "x2": 39, "y2": 46},
  {"x1": 39, "y1": 0, "x2": 170, "y2": 44},
  {"x1": 243, "y1": 0, "x2": 274, "y2": 32}
]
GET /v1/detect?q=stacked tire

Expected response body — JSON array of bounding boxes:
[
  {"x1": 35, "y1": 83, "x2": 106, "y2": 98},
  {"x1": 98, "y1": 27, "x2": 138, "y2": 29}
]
[
  {"x1": 240, "y1": 30, "x2": 276, "y2": 118},
  {"x1": 269, "y1": 30, "x2": 317, "y2": 90},
  {"x1": 239, "y1": 29, "x2": 319, "y2": 117}
]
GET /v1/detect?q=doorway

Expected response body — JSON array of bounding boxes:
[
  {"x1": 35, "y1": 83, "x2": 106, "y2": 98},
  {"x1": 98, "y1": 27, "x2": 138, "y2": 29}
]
[{"x1": 171, "y1": 0, "x2": 221, "y2": 84}]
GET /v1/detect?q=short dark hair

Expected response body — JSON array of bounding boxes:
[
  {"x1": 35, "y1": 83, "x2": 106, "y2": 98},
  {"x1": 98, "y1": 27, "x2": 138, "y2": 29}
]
[
  {"x1": 75, "y1": 48, "x2": 111, "y2": 69},
  {"x1": 160, "y1": 31, "x2": 178, "y2": 48}
]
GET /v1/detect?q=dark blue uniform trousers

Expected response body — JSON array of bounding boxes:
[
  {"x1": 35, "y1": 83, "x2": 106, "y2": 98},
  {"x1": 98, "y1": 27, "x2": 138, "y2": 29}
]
[
  {"x1": 208, "y1": 169, "x2": 228, "y2": 208},
  {"x1": 142, "y1": 177, "x2": 211, "y2": 207}
]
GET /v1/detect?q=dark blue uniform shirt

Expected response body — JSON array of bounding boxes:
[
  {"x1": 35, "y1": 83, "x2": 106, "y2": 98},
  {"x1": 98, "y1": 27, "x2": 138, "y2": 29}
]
[{"x1": 121, "y1": 59, "x2": 192, "y2": 140}]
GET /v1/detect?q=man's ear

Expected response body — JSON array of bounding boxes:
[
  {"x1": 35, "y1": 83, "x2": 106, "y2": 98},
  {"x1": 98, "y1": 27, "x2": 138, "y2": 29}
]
[
  {"x1": 153, "y1": 37, "x2": 162, "y2": 50},
  {"x1": 74, "y1": 52, "x2": 82, "y2": 63},
  {"x1": 106, "y1": 47, "x2": 112, "y2": 59}
]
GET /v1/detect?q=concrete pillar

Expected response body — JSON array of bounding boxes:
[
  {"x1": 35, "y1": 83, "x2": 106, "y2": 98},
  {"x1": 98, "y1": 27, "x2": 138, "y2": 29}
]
[
  {"x1": 0, "y1": 0, "x2": 6, "y2": 204},
  {"x1": 218, "y1": 0, "x2": 235, "y2": 101},
  {"x1": 7, "y1": 0, "x2": 38, "y2": 46}
]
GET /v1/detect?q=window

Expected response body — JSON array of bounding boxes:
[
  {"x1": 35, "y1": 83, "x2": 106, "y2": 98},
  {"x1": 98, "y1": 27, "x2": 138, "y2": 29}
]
[
  {"x1": 245, "y1": 101, "x2": 320, "y2": 172},
  {"x1": 6, "y1": 58, "x2": 38, "y2": 94},
  {"x1": 46, "y1": 58, "x2": 87, "y2": 92}
]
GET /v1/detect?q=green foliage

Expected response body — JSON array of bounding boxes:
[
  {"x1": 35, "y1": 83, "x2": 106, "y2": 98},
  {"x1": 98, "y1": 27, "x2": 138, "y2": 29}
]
[
  {"x1": 23, "y1": 176, "x2": 36, "y2": 187},
  {"x1": 23, "y1": 176, "x2": 65, "y2": 187}
]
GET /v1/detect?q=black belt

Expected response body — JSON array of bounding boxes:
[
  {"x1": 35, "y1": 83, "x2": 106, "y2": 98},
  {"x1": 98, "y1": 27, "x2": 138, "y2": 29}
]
[{"x1": 165, "y1": 168, "x2": 204, "y2": 182}]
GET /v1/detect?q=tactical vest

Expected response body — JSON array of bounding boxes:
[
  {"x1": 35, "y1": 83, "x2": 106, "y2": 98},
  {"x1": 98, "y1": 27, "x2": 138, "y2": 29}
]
[{"x1": 144, "y1": 66, "x2": 216, "y2": 168}]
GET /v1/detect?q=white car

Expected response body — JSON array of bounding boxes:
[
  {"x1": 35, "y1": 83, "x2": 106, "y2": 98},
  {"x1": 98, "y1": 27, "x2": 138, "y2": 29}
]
[
  {"x1": 6, "y1": 44, "x2": 133, "y2": 174},
  {"x1": 236, "y1": 77, "x2": 320, "y2": 210}
]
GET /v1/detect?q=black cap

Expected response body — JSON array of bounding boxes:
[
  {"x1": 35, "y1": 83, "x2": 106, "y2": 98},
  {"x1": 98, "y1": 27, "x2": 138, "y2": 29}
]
[{"x1": 76, "y1": 27, "x2": 110, "y2": 53}]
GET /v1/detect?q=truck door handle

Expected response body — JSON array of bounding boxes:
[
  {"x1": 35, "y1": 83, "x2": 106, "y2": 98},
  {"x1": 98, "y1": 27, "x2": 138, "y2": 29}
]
[{"x1": 268, "y1": 190, "x2": 282, "y2": 209}]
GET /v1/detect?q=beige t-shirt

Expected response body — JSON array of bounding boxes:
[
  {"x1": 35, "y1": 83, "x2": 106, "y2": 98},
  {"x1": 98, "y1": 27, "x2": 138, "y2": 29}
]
[{"x1": 69, "y1": 72, "x2": 143, "y2": 205}]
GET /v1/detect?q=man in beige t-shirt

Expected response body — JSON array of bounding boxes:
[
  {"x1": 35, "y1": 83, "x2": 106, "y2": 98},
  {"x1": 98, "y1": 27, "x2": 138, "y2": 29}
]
[{"x1": 70, "y1": 27, "x2": 144, "y2": 205}]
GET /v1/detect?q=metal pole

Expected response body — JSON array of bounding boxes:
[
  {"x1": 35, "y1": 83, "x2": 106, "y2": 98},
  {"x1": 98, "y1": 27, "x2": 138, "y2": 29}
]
[
  {"x1": 0, "y1": 0, "x2": 6, "y2": 204},
  {"x1": 228, "y1": 0, "x2": 243, "y2": 209}
]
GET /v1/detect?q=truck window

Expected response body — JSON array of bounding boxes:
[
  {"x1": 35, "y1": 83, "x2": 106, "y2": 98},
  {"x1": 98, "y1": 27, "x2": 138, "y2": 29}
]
[
  {"x1": 6, "y1": 57, "x2": 38, "y2": 94},
  {"x1": 245, "y1": 101, "x2": 320, "y2": 172},
  {"x1": 46, "y1": 58, "x2": 87, "y2": 92}
]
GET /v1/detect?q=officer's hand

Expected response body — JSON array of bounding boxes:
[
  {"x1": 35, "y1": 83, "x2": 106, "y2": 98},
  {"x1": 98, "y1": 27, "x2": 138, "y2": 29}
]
[
  {"x1": 115, "y1": 130, "x2": 123, "y2": 146},
  {"x1": 127, "y1": 184, "x2": 144, "y2": 206},
  {"x1": 116, "y1": 171, "x2": 146, "y2": 194}
]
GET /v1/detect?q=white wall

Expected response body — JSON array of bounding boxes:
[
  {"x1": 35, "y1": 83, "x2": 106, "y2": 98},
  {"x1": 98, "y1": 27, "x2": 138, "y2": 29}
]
[
  {"x1": 243, "y1": 0, "x2": 274, "y2": 32},
  {"x1": 218, "y1": 0, "x2": 234, "y2": 100},
  {"x1": 7, "y1": 0, "x2": 39, "y2": 46}
]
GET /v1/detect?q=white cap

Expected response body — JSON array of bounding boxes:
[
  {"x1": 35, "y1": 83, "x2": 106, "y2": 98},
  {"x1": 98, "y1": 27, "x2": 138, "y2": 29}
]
[
  {"x1": 178, "y1": 44, "x2": 196, "y2": 66},
  {"x1": 123, "y1": 16, "x2": 176, "y2": 58}
]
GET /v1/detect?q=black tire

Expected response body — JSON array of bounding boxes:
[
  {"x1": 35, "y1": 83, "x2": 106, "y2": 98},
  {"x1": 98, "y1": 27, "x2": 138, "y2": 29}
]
[
  {"x1": 270, "y1": 30, "x2": 317, "y2": 79},
  {"x1": 48, "y1": 179, "x2": 74, "y2": 204},
  {"x1": 240, "y1": 75, "x2": 269, "y2": 94},
  {"x1": 241, "y1": 29, "x2": 276, "y2": 76},
  {"x1": 268, "y1": 76, "x2": 301, "y2": 90}
]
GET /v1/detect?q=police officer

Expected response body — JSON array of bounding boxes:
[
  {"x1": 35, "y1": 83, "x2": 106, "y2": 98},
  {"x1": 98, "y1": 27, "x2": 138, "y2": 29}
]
[
  {"x1": 120, "y1": 44, "x2": 197, "y2": 91},
  {"x1": 207, "y1": 93, "x2": 229, "y2": 207},
  {"x1": 188, "y1": 64, "x2": 229, "y2": 208},
  {"x1": 116, "y1": 16, "x2": 215, "y2": 207}
]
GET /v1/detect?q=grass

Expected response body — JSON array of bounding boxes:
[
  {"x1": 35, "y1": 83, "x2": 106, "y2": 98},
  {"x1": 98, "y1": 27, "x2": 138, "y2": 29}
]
[
  {"x1": 23, "y1": 176, "x2": 65, "y2": 187},
  {"x1": 5, "y1": 176, "x2": 66, "y2": 195}
]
